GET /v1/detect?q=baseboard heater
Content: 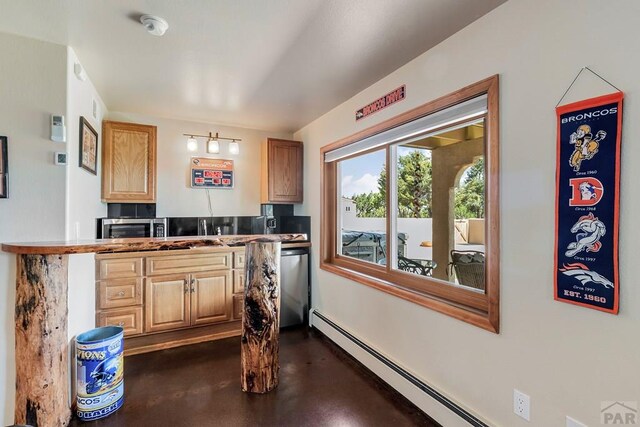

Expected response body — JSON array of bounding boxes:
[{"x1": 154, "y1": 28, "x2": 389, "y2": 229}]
[{"x1": 311, "y1": 310, "x2": 489, "y2": 427}]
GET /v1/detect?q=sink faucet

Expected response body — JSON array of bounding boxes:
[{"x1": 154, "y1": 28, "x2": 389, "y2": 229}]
[{"x1": 216, "y1": 226, "x2": 222, "y2": 235}]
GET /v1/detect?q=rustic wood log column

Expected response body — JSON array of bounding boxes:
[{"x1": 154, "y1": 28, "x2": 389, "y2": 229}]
[
  {"x1": 241, "y1": 241, "x2": 281, "y2": 393},
  {"x1": 15, "y1": 254, "x2": 70, "y2": 427}
]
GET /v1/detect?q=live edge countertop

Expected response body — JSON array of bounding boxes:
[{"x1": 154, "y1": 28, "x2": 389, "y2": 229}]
[{"x1": 1, "y1": 233, "x2": 309, "y2": 255}]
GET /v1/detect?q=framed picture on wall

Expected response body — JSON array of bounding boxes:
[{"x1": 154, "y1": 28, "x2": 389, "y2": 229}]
[
  {"x1": 79, "y1": 116, "x2": 98, "y2": 175},
  {"x1": 0, "y1": 136, "x2": 7, "y2": 198}
]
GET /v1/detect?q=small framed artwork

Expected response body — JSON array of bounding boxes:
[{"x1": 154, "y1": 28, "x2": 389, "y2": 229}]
[
  {"x1": 0, "y1": 136, "x2": 7, "y2": 198},
  {"x1": 79, "y1": 116, "x2": 98, "y2": 175}
]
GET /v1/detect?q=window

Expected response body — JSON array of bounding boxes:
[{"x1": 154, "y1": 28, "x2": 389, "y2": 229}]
[{"x1": 320, "y1": 76, "x2": 499, "y2": 332}]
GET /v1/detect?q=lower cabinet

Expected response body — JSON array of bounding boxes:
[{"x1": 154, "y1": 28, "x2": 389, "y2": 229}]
[
  {"x1": 145, "y1": 273, "x2": 191, "y2": 333},
  {"x1": 145, "y1": 271, "x2": 232, "y2": 333},
  {"x1": 96, "y1": 248, "x2": 244, "y2": 345},
  {"x1": 190, "y1": 271, "x2": 232, "y2": 326}
]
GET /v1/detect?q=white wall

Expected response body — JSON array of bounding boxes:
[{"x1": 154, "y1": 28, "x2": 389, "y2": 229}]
[
  {"x1": 0, "y1": 32, "x2": 68, "y2": 425},
  {"x1": 65, "y1": 45, "x2": 104, "y2": 349},
  {"x1": 296, "y1": 0, "x2": 640, "y2": 425},
  {"x1": 66, "y1": 47, "x2": 108, "y2": 240},
  {"x1": 107, "y1": 111, "x2": 292, "y2": 218},
  {"x1": 65, "y1": 48, "x2": 107, "y2": 403}
]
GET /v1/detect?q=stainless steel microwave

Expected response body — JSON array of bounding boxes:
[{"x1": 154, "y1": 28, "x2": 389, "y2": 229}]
[{"x1": 98, "y1": 218, "x2": 167, "y2": 239}]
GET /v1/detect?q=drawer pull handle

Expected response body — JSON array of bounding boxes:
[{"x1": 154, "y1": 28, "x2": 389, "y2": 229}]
[
  {"x1": 117, "y1": 322, "x2": 125, "y2": 327},
  {"x1": 117, "y1": 291, "x2": 126, "y2": 297}
]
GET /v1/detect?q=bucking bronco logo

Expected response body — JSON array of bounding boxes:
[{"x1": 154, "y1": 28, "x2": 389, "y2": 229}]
[
  {"x1": 565, "y1": 212, "x2": 606, "y2": 257},
  {"x1": 560, "y1": 262, "x2": 613, "y2": 289},
  {"x1": 569, "y1": 124, "x2": 606, "y2": 171}
]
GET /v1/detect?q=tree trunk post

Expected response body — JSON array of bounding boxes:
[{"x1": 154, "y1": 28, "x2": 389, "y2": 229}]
[
  {"x1": 241, "y1": 241, "x2": 281, "y2": 393},
  {"x1": 15, "y1": 254, "x2": 71, "y2": 427}
]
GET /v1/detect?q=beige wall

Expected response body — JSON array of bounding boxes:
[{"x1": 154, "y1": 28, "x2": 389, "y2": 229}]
[
  {"x1": 107, "y1": 111, "x2": 292, "y2": 218},
  {"x1": 295, "y1": 0, "x2": 640, "y2": 425},
  {"x1": 0, "y1": 33, "x2": 68, "y2": 425}
]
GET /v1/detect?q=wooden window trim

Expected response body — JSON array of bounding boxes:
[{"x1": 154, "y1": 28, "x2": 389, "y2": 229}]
[{"x1": 320, "y1": 75, "x2": 500, "y2": 333}]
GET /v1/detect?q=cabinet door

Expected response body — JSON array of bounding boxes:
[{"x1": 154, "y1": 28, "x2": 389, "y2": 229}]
[
  {"x1": 145, "y1": 274, "x2": 190, "y2": 333},
  {"x1": 102, "y1": 121, "x2": 157, "y2": 202},
  {"x1": 190, "y1": 271, "x2": 232, "y2": 326},
  {"x1": 263, "y1": 138, "x2": 303, "y2": 203}
]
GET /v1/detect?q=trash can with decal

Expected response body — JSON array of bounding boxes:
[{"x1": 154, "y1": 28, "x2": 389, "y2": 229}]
[{"x1": 75, "y1": 326, "x2": 124, "y2": 421}]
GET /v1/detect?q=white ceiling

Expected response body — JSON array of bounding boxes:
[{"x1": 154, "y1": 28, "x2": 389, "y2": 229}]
[{"x1": 0, "y1": 0, "x2": 506, "y2": 132}]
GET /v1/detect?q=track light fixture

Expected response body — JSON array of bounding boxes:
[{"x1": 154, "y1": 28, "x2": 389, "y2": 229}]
[{"x1": 183, "y1": 132, "x2": 241, "y2": 155}]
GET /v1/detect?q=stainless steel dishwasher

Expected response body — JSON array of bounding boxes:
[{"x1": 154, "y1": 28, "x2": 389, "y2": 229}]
[{"x1": 280, "y1": 247, "x2": 309, "y2": 328}]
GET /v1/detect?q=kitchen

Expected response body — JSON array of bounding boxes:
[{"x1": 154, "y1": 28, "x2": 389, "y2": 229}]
[
  {"x1": 0, "y1": 3, "x2": 441, "y2": 425},
  {"x1": 3, "y1": 1, "x2": 640, "y2": 427}
]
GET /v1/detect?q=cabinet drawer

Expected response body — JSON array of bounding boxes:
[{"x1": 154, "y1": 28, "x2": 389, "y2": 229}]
[
  {"x1": 146, "y1": 253, "x2": 231, "y2": 276},
  {"x1": 97, "y1": 278, "x2": 143, "y2": 309},
  {"x1": 97, "y1": 306, "x2": 143, "y2": 337},
  {"x1": 233, "y1": 251, "x2": 246, "y2": 269},
  {"x1": 99, "y1": 257, "x2": 143, "y2": 280},
  {"x1": 233, "y1": 294, "x2": 243, "y2": 320}
]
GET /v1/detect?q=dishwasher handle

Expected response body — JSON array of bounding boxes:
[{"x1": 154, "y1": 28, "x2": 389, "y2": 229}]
[{"x1": 281, "y1": 248, "x2": 309, "y2": 257}]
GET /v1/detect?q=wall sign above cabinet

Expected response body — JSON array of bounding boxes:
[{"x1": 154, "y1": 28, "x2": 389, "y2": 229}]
[
  {"x1": 355, "y1": 85, "x2": 406, "y2": 121},
  {"x1": 191, "y1": 157, "x2": 234, "y2": 189}
]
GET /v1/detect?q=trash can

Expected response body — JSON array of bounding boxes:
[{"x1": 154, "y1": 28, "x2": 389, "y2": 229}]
[{"x1": 75, "y1": 326, "x2": 124, "y2": 421}]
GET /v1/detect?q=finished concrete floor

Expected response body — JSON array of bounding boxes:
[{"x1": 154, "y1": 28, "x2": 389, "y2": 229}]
[{"x1": 70, "y1": 327, "x2": 438, "y2": 427}]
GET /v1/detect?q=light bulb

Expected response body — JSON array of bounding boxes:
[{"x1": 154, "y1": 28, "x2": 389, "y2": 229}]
[
  {"x1": 207, "y1": 138, "x2": 220, "y2": 154},
  {"x1": 187, "y1": 136, "x2": 198, "y2": 152},
  {"x1": 229, "y1": 140, "x2": 240, "y2": 155}
]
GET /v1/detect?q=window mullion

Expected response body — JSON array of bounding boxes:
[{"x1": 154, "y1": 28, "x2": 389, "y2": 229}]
[{"x1": 388, "y1": 145, "x2": 398, "y2": 273}]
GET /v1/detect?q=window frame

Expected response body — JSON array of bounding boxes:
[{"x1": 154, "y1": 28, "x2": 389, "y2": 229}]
[{"x1": 320, "y1": 75, "x2": 500, "y2": 333}]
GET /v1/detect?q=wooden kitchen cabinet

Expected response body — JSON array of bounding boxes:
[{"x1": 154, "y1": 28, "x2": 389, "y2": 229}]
[
  {"x1": 190, "y1": 271, "x2": 232, "y2": 326},
  {"x1": 145, "y1": 254, "x2": 233, "y2": 332},
  {"x1": 145, "y1": 274, "x2": 191, "y2": 333},
  {"x1": 102, "y1": 121, "x2": 157, "y2": 202},
  {"x1": 261, "y1": 138, "x2": 303, "y2": 203},
  {"x1": 96, "y1": 247, "x2": 250, "y2": 354}
]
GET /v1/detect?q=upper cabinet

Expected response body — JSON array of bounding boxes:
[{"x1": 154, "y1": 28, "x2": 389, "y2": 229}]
[
  {"x1": 261, "y1": 138, "x2": 303, "y2": 204},
  {"x1": 102, "y1": 121, "x2": 157, "y2": 202}
]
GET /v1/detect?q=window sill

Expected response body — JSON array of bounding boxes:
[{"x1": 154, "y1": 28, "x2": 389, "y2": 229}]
[{"x1": 320, "y1": 261, "x2": 499, "y2": 333}]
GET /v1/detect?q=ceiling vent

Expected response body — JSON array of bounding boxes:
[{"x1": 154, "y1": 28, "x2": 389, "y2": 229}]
[{"x1": 140, "y1": 15, "x2": 169, "y2": 36}]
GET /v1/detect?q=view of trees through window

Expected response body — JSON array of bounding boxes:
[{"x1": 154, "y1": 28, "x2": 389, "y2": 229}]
[{"x1": 349, "y1": 152, "x2": 484, "y2": 220}]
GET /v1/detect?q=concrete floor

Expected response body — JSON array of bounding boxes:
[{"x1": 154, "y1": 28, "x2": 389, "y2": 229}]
[{"x1": 70, "y1": 327, "x2": 438, "y2": 427}]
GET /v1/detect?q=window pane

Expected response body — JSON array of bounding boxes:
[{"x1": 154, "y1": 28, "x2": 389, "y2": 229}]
[
  {"x1": 338, "y1": 149, "x2": 387, "y2": 265},
  {"x1": 392, "y1": 120, "x2": 486, "y2": 291}
]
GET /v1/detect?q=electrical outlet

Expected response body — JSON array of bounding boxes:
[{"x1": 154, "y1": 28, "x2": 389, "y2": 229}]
[
  {"x1": 514, "y1": 389, "x2": 530, "y2": 421},
  {"x1": 566, "y1": 416, "x2": 587, "y2": 427}
]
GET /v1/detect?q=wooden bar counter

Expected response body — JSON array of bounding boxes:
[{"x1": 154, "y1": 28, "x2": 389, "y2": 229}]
[{"x1": 1, "y1": 234, "x2": 307, "y2": 427}]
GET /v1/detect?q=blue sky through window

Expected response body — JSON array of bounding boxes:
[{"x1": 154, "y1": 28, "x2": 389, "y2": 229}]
[{"x1": 340, "y1": 146, "x2": 432, "y2": 197}]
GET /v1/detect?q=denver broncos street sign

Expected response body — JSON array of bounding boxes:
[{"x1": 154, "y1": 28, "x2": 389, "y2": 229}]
[{"x1": 356, "y1": 85, "x2": 405, "y2": 121}]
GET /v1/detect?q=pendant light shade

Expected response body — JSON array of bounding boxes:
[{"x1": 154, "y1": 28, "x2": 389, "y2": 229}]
[
  {"x1": 207, "y1": 137, "x2": 220, "y2": 154},
  {"x1": 187, "y1": 136, "x2": 198, "y2": 152},
  {"x1": 228, "y1": 140, "x2": 240, "y2": 155}
]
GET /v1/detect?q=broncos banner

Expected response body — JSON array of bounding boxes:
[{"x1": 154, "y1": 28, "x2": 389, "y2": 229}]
[{"x1": 555, "y1": 92, "x2": 623, "y2": 313}]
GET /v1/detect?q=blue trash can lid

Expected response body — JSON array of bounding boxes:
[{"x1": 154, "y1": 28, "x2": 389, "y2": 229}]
[{"x1": 77, "y1": 326, "x2": 124, "y2": 343}]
